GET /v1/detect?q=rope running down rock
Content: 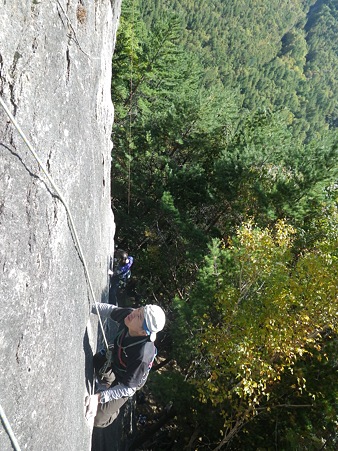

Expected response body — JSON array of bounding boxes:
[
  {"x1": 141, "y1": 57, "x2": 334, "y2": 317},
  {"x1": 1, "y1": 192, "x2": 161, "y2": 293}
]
[
  {"x1": 0, "y1": 404, "x2": 22, "y2": 451},
  {"x1": 0, "y1": 96, "x2": 109, "y2": 349}
]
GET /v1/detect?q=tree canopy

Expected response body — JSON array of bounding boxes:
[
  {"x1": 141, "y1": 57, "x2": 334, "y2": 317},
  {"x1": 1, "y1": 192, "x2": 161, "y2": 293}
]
[{"x1": 110, "y1": 0, "x2": 338, "y2": 448}]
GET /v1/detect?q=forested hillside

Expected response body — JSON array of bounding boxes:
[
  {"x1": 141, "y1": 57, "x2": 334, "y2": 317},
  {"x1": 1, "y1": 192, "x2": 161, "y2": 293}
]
[
  {"x1": 111, "y1": 0, "x2": 338, "y2": 449},
  {"x1": 140, "y1": 0, "x2": 338, "y2": 140}
]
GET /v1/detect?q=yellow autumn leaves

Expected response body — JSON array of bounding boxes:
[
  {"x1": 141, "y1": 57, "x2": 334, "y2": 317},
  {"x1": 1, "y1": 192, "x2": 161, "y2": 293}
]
[{"x1": 192, "y1": 218, "x2": 337, "y2": 417}]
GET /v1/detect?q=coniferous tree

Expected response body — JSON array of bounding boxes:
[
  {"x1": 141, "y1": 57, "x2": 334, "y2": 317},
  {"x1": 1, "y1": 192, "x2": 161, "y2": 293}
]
[{"x1": 110, "y1": 1, "x2": 338, "y2": 448}]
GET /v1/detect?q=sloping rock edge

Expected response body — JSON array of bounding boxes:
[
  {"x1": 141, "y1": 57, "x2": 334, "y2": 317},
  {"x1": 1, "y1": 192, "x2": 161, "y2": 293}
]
[{"x1": 0, "y1": 1, "x2": 121, "y2": 450}]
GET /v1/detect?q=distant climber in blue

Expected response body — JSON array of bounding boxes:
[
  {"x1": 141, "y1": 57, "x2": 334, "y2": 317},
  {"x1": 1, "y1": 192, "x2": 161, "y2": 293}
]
[
  {"x1": 109, "y1": 249, "x2": 134, "y2": 305},
  {"x1": 85, "y1": 302, "x2": 166, "y2": 428}
]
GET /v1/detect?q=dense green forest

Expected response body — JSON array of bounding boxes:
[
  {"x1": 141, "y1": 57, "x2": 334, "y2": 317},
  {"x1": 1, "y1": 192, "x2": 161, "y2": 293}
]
[{"x1": 110, "y1": 0, "x2": 338, "y2": 449}]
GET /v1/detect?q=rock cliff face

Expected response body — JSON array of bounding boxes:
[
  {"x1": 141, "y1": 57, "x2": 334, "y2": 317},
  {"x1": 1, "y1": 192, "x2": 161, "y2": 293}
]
[{"x1": 0, "y1": 1, "x2": 121, "y2": 450}]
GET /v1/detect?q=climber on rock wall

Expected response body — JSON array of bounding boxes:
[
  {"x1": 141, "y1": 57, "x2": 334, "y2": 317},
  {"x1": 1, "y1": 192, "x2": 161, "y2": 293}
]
[
  {"x1": 108, "y1": 249, "x2": 134, "y2": 305},
  {"x1": 85, "y1": 302, "x2": 166, "y2": 428}
]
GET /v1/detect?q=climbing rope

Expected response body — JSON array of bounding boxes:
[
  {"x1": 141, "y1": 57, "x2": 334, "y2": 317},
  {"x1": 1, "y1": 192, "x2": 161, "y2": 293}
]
[
  {"x1": 0, "y1": 403, "x2": 21, "y2": 451},
  {"x1": 55, "y1": 0, "x2": 92, "y2": 59},
  {"x1": 127, "y1": 0, "x2": 135, "y2": 215},
  {"x1": 0, "y1": 96, "x2": 109, "y2": 350}
]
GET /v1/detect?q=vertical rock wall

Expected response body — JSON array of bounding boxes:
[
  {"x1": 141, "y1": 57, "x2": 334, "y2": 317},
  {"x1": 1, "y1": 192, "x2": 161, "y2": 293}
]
[{"x1": 0, "y1": 1, "x2": 121, "y2": 449}]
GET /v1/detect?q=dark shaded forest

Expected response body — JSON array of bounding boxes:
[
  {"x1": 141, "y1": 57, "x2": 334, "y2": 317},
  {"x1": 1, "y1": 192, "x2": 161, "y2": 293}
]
[{"x1": 110, "y1": 0, "x2": 338, "y2": 449}]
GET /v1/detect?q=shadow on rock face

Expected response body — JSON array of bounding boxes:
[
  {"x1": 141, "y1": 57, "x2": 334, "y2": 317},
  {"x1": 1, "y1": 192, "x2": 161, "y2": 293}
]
[
  {"x1": 84, "y1": 287, "x2": 110, "y2": 395},
  {"x1": 83, "y1": 327, "x2": 94, "y2": 395},
  {"x1": 0, "y1": 141, "x2": 55, "y2": 198},
  {"x1": 91, "y1": 399, "x2": 134, "y2": 451}
]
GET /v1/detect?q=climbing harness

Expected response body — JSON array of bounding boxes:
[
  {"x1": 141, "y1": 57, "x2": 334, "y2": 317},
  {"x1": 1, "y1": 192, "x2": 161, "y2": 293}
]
[
  {"x1": 99, "y1": 328, "x2": 148, "y2": 376},
  {"x1": 116, "y1": 330, "x2": 148, "y2": 369}
]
